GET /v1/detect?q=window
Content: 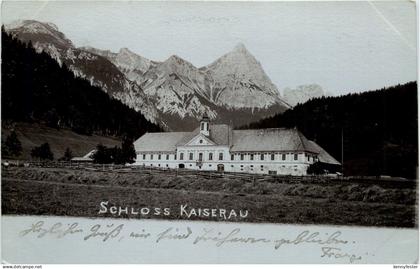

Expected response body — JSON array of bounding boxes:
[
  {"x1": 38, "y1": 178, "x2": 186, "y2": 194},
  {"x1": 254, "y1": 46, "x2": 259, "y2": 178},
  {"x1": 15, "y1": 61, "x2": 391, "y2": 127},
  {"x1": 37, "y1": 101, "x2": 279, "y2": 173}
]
[
  {"x1": 199, "y1": 153, "x2": 203, "y2": 161},
  {"x1": 219, "y1": 153, "x2": 223, "y2": 160},
  {"x1": 166, "y1": 154, "x2": 169, "y2": 160},
  {"x1": 143, "y1": 154, "x2": 146, "y2": 160},
  {"x1": 282, "y1": 154, "x2": 286, "y2": 161},
  {"x1": 174, "y1": 154, "x2": 177, "y2": 160},
  {"x1": 180, "y1": 153, "x2": 184, "y2": 160},
  {"x1": 260, "y1": 154, "x2": 264, "y2": 160},
  {"x1": 261, "y1": 165, "x2": 264, "y2": 171},
  {"x1": 158, "y1": 164, "x2": 161, "y2": 167},
  {"x1": 240, "y1": 154, "x2": 244, "y2": 161},
  {"x1": 158, "y1": 154, "x2": 162, "y2": 160},
  {"x1": 200, "y1": 122, "x2": 204, "y2": 130},
  {"x1": 231, "y1": 165, "x2": 234, "y2": 168},
  {"x1": 189, "y1": 153, "x2": 193, "y2": 160},
  {"x1": 250, "y1": 154, "x2": 254, "y2": 161},
  {"x1": 271, "y1": 154, "x2": 275, "y2": 161},
  {"x1": 150, "y1": 154, "x2": 153, "y2": 160},
  {"x1": 209, "y1": 153, "x2": 213, "y2": 160},
  {"x1": 307, "y1": 155, "x2": 310, "y2": 161},
  {"x1": 199, "y1": 139, "x2": 203, "y2": 144},
  {"x1": 166, "y1": 164, "x2": 168, "y2": 167},
  {"x1": 231, "y1": 154, "x2": 234, "y2": 161},
  {"x1": 294, "y1": 154, "x2": 298, "y2": 161}
]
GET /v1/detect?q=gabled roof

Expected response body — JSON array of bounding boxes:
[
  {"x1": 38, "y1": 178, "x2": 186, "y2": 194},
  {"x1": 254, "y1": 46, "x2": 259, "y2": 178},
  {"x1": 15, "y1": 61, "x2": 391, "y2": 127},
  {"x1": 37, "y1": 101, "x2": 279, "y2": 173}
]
[
  {"x1": 71, "y1": 149, "x2": 97, "y2": 161},
  {"x1": 134, "y1": 132, "x2": 189, "y2": 152},
  {"x1": 83, "y1": 150, "x2": 97, "y2": 159},
  {"x1": 307, "y1": 141, "x2": 341, "y2": 165},
  {"x1": 176, "y1": 124, "x2": 233, "y2": 146},
  {"x1": 230, "y1": 128, "x2": 319, "y2": 153}
]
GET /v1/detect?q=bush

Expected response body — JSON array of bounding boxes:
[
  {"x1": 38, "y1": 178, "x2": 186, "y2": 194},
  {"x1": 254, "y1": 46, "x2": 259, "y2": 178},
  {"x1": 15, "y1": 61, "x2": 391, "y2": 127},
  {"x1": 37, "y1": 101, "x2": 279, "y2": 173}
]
[
  {"x1": 31, "y1": 143, "x2": 54, "y2": 160},
  {"x1": 92, "y1": 139, "x2": 136, "y2": 164},
  {"x1": 59, "y1": 147, "x2": 73, "y2": 161},
  {"x1": 2, "y1": 131, "x2": 22, "y2": 157}
]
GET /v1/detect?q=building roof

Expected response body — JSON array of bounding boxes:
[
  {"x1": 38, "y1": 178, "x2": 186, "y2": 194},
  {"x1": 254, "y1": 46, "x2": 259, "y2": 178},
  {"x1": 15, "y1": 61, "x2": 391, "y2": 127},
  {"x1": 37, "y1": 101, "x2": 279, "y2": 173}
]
[
  {"x1": 71, "y1": 150, "x2": 96, "y2": 162},
  {"x1": 134, "y1": 132, "x2": 189, "y2": 152},
  {"x1": 230, "y1": 128, "x2": 318, "y2": 153},
  {"x1": 176, "y1": 124, "x2": 233, "y2": 146},
  {"x1": 307, "y1": 141, "x2": 341, "y2": 165}
]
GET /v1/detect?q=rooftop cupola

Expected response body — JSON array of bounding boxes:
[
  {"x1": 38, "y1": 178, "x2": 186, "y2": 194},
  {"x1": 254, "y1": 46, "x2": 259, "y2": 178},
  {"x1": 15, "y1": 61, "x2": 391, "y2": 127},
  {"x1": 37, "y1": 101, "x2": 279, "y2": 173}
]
[{"x1": 200, "y1": 113, "x2": 210, "y2": 136}]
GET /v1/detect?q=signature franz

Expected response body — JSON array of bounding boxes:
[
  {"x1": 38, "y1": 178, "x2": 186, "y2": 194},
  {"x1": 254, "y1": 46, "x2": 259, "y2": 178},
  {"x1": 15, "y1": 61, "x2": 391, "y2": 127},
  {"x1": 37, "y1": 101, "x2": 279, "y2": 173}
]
[{"x1": 19, "y1": 220, "x2": 364, "y2": 263}]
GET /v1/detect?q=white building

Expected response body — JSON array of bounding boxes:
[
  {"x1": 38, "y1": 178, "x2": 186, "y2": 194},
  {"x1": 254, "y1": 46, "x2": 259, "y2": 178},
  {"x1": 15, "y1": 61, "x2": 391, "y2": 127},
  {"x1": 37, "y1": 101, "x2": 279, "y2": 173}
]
[{"x1": 133, "y1": 116, "x2": 340, "y2": 175}]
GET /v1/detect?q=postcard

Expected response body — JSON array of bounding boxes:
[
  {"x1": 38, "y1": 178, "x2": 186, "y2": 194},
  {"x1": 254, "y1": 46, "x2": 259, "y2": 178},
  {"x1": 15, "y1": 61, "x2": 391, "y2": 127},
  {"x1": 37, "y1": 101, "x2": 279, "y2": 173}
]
[{"x1": 1, "y1": 0, "x2": 418, "y2": 264}]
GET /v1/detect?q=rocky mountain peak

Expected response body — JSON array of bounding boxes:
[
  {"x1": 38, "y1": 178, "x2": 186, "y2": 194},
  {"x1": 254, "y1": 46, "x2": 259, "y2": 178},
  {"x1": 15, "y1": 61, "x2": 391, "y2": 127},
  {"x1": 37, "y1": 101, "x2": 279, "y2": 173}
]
[
  {"x1": 166, "y1": 54, "x2": 187, "y2": 63},
  {"x1": 6, "y1": 20, "x2": 74, "y2": 49},
  {"x1": 118, "y1": 47, "x2": 141, "y2": 58},
  {"x1": 163, "y1": 55, "x2": 196, "y2": 71},
  {"x1": 233, "y1": 42, "x2": 248, "y2": 53},
  {"x1": 283, "y1": 84, "x2": 328, "y2": 107},
  {"x1": 206, "y1": 43, "x2": 263, "y2": 75}
]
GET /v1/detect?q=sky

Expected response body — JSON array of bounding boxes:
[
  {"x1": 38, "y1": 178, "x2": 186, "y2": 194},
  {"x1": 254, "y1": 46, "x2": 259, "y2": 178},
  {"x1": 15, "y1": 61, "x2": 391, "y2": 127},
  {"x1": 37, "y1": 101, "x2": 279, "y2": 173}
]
[{"x1": 1, "y1": 1, "x2": 417, "y2": 95}]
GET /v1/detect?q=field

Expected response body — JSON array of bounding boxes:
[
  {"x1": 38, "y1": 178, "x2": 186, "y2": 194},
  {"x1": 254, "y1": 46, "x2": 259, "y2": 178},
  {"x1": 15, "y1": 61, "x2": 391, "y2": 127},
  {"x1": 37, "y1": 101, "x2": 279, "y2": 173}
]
[{"x1": 2, "y1": 165, "x2": 417, "y2": 227}]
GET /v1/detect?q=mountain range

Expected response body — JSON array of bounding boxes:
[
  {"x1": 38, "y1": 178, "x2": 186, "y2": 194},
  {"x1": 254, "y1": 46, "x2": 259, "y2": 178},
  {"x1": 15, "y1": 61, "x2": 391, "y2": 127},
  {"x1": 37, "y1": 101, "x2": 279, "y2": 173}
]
[{"x1": 5, "y1": 20, "x2": 323, "y2": 130}]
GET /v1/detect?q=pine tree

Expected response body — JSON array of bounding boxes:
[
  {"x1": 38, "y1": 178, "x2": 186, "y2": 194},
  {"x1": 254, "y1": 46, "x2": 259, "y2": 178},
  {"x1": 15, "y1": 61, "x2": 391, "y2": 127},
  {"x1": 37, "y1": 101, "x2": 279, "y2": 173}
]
[
  {"x1": 61, "y1": 147, "x2": 73, "y2": 161},
  {"x1": 31, "y1": 143, "x2": 54, "y2": 160},
  {"x1": 121, "y1": 137, "x2": 136, "y2": 164},
  {"x1": 2, "y1": 131, "x2": 23, "y2": 157},
  {"x1": 92, "y1": 144, "x2": 112, "y2": 164}
]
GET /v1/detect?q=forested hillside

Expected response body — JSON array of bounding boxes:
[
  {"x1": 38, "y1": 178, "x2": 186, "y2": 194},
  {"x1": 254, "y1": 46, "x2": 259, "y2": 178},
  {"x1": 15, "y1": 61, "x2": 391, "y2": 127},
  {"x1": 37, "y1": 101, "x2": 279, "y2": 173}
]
[
  {"x1": 243, "y1": 82, "x2": 418, "y2": 179},
  {"x1": 1, "y1": 28, "x2": 161, "y2": 139}
]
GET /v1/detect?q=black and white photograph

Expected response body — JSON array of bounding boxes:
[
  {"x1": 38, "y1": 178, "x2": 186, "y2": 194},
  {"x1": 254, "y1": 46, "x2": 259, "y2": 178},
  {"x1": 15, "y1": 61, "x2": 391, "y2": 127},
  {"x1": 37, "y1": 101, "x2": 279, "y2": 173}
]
[{"x1": 1, "y1": 0, "x2": 418, "y2": 264}]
